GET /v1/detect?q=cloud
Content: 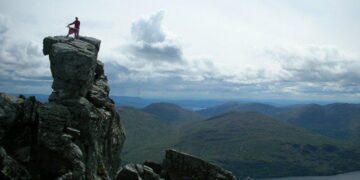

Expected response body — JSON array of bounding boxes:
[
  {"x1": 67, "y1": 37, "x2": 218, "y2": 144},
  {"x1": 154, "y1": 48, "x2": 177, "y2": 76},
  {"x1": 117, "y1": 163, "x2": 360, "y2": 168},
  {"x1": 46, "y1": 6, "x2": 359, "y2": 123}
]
[
  {"x1": 128, "y1": 11, "x2": 183, "y2": 63},
  {"x1": 0, "y1": 14, "x2": 51, "y2": 94},
  {"x1": 265, "y1": 45, "x2": 360, "y2": 94},
  {"x1": 107, "y1": 42, "x2": 360, "y2": 99},
  {"x1": 0, "y1": 15, "x2": 8, "y2": 44},
  {"x1": 1, "y1": 6, "x2": 359, "y2": 101},
  {"x1": 131, "y1": 11, "x2": 166, "y2": 43},
  {"x1": 105, "y1": 11, "x2": 295, "y2": 98}
]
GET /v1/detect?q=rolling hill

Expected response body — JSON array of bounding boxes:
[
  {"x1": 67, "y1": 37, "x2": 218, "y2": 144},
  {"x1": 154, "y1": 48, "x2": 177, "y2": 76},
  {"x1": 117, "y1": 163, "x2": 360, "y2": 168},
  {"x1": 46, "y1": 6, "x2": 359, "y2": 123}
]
[
  {"x1": 199, "y1": 102, "x2": 360, "y2": 141},
  {"x1": 142, "y1": 102, "x2": 205, "y2": 124},
  {"x1": 274, "y1": 103, "x2": 360, "y2": 140},
  {"x1": 174, "y1": 111, "x2": 360, "y2": 178},
  {"x1": 119, "y1": 106, "x2": 179, "y2": 163},
  {"x1": 120, "y1": 105, "x2": 360, "y2": 178},
  {"x1": 197, "y1": 102, "x2": 280, "y2": 118}
]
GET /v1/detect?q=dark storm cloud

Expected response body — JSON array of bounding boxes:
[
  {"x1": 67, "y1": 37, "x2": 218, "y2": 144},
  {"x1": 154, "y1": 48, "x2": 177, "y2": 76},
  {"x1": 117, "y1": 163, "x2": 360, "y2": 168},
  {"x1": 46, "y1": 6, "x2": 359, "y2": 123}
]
[
  {"x1": 129, "y1": 42, "x2": 183, "y2": 62},
  {"x1": 128, "y1": 11, "x2": 184, "y2": 63}
]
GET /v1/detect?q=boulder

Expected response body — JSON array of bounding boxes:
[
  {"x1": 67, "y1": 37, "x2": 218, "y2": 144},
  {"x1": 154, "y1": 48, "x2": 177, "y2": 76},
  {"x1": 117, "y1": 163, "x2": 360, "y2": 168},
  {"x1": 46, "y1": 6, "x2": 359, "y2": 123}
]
[
  {"x1": 41, "y1": 36, "x2": 126, "y2": 179},
  {"x1": 0, "y1": 36, "x2": 126, "y2": 179},
  {"x1": 163, "y1": 149, "x2": 237, "y2": 180},
  {"x1": 116, "y1": 163, "x2": 162, "y2": 180},
  {"x1": 144, "y1": 160, "x2": 163, "y2": 175},
  {"x1": 0, "y1": 93, "x2": 22, "y2": 141},
  {"x1": 0, "y1": 147, "x2": 31, "y2": 179},
  {"x1": 43, "y1": 36, "x2": 99, "y2": 101}
]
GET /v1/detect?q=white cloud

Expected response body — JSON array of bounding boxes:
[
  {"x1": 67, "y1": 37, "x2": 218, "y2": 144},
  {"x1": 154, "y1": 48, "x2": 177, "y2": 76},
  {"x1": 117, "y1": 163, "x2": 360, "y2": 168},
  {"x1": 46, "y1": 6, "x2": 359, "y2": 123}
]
[
  {"x1": 264, "y1": 45, "x2": 360, "y2": 94},
  {"x1": 128, "y1": 11, "x2": 184, "y2": 63},
  {"x1": 131, "y1": 11, "x2": 166, "y2": 43},
  {"x1": 0, "y1": 14, "x2": 51, "y2": 94}
]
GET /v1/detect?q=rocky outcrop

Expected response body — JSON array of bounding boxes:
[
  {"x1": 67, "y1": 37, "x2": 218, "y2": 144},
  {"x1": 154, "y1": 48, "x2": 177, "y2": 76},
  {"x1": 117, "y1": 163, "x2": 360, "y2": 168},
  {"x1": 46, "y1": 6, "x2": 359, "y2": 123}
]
[
  {"x1": 0, "y1": 36, "x2": 125, "y2": 179},
  {"x1": 43, "y1": 36, "x2": 100, "y2": 101},
  {"x1": 117, "y1": 149, "x2": 237, "y2": 180},
  {"x1": 162, "y1": 149, "x2": 237, "y2": 180},
  {"x1": 0, "y1": 146, "x2": 31, "y2": 179},
  {"x1": 115, "y1": 163, "x2": 161, "y2": 180}
]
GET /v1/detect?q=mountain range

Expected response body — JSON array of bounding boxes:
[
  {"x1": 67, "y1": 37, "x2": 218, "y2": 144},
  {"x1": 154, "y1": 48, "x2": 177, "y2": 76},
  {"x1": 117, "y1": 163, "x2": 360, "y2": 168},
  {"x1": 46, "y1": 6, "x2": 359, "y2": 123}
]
[
  {"x1": 119, "y1": 102, "x2": 360, "y2": 178},
  {"x1": 198, "y1": 102, "x2": 360, "y2": 141}
]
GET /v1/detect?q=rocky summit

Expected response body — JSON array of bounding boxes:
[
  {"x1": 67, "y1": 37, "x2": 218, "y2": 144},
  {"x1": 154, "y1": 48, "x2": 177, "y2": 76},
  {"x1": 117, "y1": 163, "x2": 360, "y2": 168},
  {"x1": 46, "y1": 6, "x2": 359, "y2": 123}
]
[
  {"x1": 0, "y1": 36, "x2": 126, "y2": 179},
  {"x1": 0, "y1": 36, "x2": 236, "y2": 180}
]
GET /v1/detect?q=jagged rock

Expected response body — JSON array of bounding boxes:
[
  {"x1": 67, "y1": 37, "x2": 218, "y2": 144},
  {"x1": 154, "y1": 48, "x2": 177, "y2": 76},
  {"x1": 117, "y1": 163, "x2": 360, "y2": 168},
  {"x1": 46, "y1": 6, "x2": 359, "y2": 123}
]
[
  {"x1": 0, "y1": 36, "x2": 126, "y2": 179},
  {"x1": 87, "y1": 60, "x2": 111, "y2": 107},
  {"x1": 0, "y1": 93, "x2": 21, "y2": 141},
  {"x1": 37, "y1": 103, "x2": 72, "y2": 150},
  {"x1": 41, "y1": 36, "x2": 126, "y2": 179},
  {"x1": 0, "y1": 146, "x2": 31, "y2": 179},
  {"x1": 163, "y1": 149, "x2": 237, "y2": 180},
  {"x1": 143, "y1": 161, "x2": 163, "y2": 175},
  {"x1": 115, "y1": 163, "x2": 162, "y2": 180},
  {"x1": 78, "y1": 36, "x2": 101, "y2": 52},
  {"x1": 43, "y1": 36, "x2": 99, "y2": 101},
  {"x1": 22, "y1": 96, "x2": 40, "y2": 124},
  {"x1": 0, "y1": 94, "x2": 38, "y2": 165}
]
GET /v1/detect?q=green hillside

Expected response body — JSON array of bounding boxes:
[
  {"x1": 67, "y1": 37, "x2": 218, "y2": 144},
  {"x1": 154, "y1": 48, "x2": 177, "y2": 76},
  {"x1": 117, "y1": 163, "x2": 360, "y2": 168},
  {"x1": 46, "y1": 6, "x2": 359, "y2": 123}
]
[
  {"x1": 174, "y1": 111, "x2": 360, "y2": 178},
  {"x1": 199, "y1": 102, "x2": 360, "y2": 141},
  {"x1": 120, "y1": 106, "x2": 360, "y2": 178},
  {"x1": 142, "y1": 102, "x2": 205, "y2": 124},
  {"x1": 197, "y1": 102, "x2": 279, "y2": 118},
  {"x1": 119, "y1": 106, "x2": 179, "y2": 163},
  {"x1": 275, "y1": 103, "x2": 360, "y2": 140}
]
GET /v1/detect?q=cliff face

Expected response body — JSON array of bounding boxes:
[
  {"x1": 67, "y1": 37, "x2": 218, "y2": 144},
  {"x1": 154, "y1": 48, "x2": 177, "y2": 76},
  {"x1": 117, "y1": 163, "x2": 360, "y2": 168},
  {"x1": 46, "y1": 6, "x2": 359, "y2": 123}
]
[{"x1": 0, "y1": 36, "x2": 126, "y2": 179}]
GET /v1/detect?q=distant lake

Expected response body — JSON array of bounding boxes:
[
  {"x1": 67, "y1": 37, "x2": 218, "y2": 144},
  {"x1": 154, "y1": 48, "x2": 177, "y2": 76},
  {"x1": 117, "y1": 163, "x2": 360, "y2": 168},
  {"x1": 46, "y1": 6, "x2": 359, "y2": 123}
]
[{"x1": 265, "y1": 171, "x2": 360, "y2": 180}]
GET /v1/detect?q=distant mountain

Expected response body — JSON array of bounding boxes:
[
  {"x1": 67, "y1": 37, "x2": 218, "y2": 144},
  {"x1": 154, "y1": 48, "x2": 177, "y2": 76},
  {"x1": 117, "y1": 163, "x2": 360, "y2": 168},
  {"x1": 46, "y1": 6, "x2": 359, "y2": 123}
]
[
  {"x1": 110, "y1": 96, "x2": 228, "y2": 109},
  {"x1": 120, "y1": 105, "x2": 360, "y2": 178},
  {"x1": 275, "y1": 103, "x2": 360, "y2": 140},
  {"x1": 142, "y1": 102, "x2": 205, "y2": 124},
  {"x1": 119, "y1": 106, "x2": 178, "y2": 163},
  {"x1": 111, "y1": 96, "x2": 156, "y2": 108},
  {"x1": 174, "y1": 111, "x2": 360, "y2": 178},
  {"x1": 197, "y1": 102, "x2": 279, "y2": 117},
  {"x1": 199, "y1": 102, "x2": 360, "y2": 141},
  {"x1": 10, "y1": 93, "x2": 49, "y2": 102}
]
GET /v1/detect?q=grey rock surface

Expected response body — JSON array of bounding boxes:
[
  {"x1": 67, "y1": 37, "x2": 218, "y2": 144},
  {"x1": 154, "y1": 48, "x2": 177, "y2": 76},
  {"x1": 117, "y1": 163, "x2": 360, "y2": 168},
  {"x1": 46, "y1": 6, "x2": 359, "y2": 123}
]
[
  {"x1": 44, "y1": 36, "x2": 99, "y2": 101},
  {"x1": 116, "y1": 163, "x2": 162, "y2": 180},
  {"x1": 41, "y1": 36, "x2": 126, "y2": 179},
  {"x1": 0, "y1": 36, "x2": 126, "y2": 179},
  {"x1": 143, "y1": 160, "x2": 163, "y2": 175},
  {"x1": 163, "y1": 149, "x2": 237, "y2": 180},
  {"x1": 0, "y1": 147, "x2": 31, "y2": 179},
  {"x1": 0, "y1": 93, "x2": 22, "y2": 141}
]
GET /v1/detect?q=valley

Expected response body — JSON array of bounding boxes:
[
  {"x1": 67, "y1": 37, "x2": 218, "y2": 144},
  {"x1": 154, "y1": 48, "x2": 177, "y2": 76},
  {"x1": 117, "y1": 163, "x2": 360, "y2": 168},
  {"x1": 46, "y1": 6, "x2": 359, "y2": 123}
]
[{"x1": 120, "y1": 101, "x2": 360, "y2": 179}]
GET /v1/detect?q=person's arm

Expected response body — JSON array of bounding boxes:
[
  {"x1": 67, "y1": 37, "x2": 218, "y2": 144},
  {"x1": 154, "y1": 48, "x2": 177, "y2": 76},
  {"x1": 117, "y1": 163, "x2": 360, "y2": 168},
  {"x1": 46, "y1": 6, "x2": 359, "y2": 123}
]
[{"x1": 68, "y1": 21, "x2": 75, "y2": 26}]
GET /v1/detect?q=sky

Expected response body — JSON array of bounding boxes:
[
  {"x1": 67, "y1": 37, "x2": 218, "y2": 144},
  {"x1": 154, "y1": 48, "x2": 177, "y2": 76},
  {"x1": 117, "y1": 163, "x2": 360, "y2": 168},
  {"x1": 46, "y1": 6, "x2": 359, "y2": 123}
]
[{"x1": 0, "y1": 0, "x2": 360, "y2": 102}]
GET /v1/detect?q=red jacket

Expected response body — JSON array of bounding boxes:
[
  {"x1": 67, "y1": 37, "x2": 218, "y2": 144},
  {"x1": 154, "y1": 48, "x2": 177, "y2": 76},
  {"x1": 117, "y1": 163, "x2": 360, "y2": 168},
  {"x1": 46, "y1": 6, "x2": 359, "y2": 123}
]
[{"x1": 69, "y1": 20, "x2": 80, "y2": 29}]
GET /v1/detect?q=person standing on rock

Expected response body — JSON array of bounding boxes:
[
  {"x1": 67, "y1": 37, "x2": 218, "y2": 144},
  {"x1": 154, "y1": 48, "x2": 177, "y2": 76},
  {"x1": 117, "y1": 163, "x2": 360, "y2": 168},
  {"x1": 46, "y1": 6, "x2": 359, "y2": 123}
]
[{"x1": 66, "y1": 17, "x2": 80, "y2": 38}]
